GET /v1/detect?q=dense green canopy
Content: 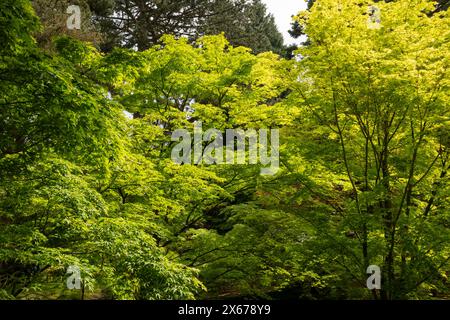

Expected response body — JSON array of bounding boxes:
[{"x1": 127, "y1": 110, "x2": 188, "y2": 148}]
[{"x1": 0, "y1": 0, "x2": 449, "y2": 300}]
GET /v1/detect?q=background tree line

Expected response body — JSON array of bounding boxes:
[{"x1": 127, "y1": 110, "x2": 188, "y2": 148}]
[{"x1": 32, "y1": 0, "x2": 286, "y2": 55}]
